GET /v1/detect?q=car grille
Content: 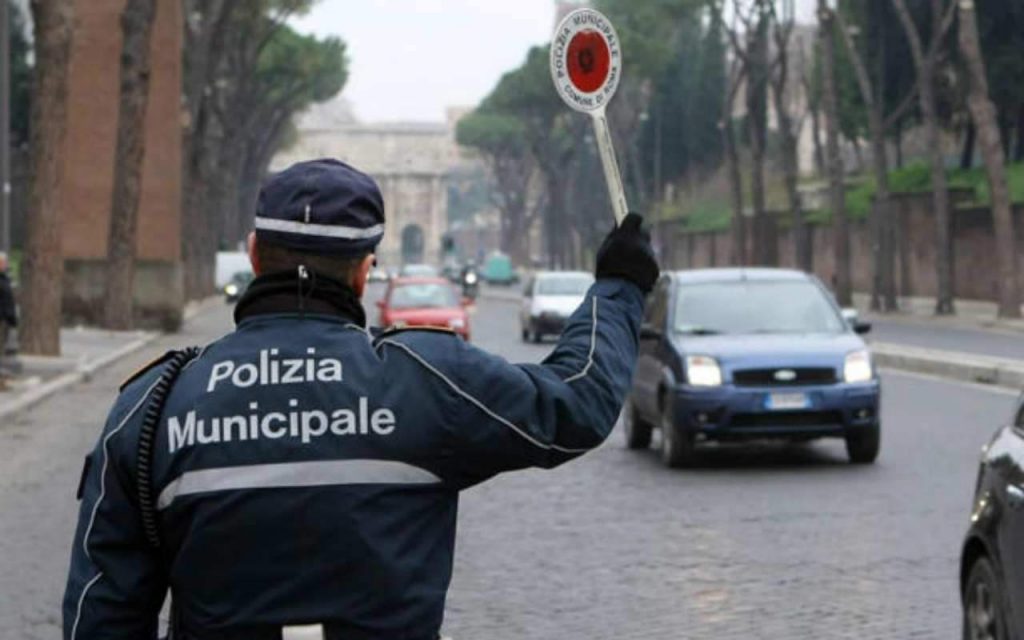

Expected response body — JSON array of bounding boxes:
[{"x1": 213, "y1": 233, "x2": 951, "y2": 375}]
[
  {"x1": 731, "y1": 411, "x2": 843, "y2": 428},
  {"x1": 732, "y1": 367, "x2": 837, "y2": 387}
]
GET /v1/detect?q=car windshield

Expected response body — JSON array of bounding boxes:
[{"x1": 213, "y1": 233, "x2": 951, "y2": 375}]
[
  {"x1": 674, "y1": 280, "x2": 845, "y2": 335},
  {"x1": 390, "y1": 283, "x2": 458, "y2": 309},
  {"x1": 401, "y1": 264, "x2": 438, "y2": 277},
  {"x1": 537, "y1": 275, "x2": 593, "y2": 296}
]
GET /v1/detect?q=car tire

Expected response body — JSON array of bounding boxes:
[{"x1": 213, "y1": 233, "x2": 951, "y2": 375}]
[
  {"x1": 845, "y1": 423, "x2": 880, "y2": 464},
  {"x1": 962, "y1": 555, "x2": 1009, "y2": 640},
  {"x1": 530, "y1": 322, "x2": 542, "y2": 344},
  {"x1": 521, "y1": 326, "x2": 529, "y2": 342},
  {"x1": 660, "y1": 401, "x2": 696, "y2": 468},
  {"x1": 622, "y1": 398, "x2": 652, "y2": 450}
]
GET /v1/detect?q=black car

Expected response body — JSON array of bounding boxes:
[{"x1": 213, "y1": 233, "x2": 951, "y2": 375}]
[
  {"x1": 960, "y1": 404, "x2": 1024, "y2": 639},
  {"x1": 623, "y1": 269, "x2": 880, "y2": 468}
]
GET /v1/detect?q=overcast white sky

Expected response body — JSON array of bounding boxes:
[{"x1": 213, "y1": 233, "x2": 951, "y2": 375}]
[{"x1": 291, "y1": 0, "x2": 818, "y2": 123}]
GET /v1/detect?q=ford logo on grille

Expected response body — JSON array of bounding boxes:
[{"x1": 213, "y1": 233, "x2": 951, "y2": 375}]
[{"x1": 774, "y1": 369, "x2": 797, "y2": 382}]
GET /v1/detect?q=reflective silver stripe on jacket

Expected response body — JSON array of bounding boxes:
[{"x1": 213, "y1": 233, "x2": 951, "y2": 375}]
[{"x1": 157, "y1": 459, "x2": 441, "y2": 510}]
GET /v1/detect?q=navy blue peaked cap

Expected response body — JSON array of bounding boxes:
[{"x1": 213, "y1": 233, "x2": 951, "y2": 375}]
[{"x1": 255, "y1": 158, "x2": 386, "y2": 255}]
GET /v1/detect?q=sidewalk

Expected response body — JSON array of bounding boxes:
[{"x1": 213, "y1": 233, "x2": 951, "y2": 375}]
[
  {"x1": 855, "y1": 292, "x2": 1024, "y2": 334},
  {"x1": 0, "y1": 297, "x2": 218, "y2": 423}
]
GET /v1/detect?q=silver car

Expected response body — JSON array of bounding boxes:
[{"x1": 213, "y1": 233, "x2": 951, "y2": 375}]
[{"x1": 520, "y1": 271, "x2": 594, "y2": 343}]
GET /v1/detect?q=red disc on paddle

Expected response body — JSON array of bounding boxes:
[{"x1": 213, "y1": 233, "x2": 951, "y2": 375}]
[{"x1": 566, "y1": 30, "x2": 611, "y2": 94}]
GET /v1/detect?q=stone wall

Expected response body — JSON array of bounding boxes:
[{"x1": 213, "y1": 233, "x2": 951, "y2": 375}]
[
  {"x1": 656, "y1": 192, "x2": 1024, "y2": 303},
  {"x1": 56, "y1": 0, "x2": 183, "y2": 328}
]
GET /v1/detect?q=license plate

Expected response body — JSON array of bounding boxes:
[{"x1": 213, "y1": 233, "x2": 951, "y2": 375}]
[{"x1": 765, "y1": 392, "x2": 810, "y2": 410}]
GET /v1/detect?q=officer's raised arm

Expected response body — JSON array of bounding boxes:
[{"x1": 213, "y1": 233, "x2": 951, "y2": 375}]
[{"x1": 388, "y1": 213, "x2": 658, "y2": 483}]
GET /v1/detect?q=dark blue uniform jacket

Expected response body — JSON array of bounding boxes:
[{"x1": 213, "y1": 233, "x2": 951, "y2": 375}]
[{"x1": 63, "y1": 276, "x2": 644, "y2": 639}]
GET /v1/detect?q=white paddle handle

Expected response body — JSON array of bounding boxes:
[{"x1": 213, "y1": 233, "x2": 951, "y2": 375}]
[{"x1": 592, "y1": 110, "x2": 628, "y2": 225}]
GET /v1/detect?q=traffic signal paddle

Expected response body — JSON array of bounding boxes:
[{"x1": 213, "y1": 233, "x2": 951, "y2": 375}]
[{"x1": 549, "y1": 8, "x2": 627, "y2": 225}]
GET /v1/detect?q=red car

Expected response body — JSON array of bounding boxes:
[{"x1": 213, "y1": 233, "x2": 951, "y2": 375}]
[{"x1": 377, "y1": 277, "x2": 471, "y2": 340}]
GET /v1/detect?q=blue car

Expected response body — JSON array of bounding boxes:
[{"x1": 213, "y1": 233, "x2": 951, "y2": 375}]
[{"x1": 624, "y1": 268, "x2": 880, "y2": 467}]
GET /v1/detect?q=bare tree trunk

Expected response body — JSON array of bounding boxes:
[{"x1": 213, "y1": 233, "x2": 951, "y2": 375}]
[
  {"x1": 103, "y1": 0, "x2": 158, "y2": 330},
  {"x1": 778, "y1": 121, "x2": 808, "y2": 271},
  {"x1": 749, "y1": 128, "x2": 769, "y2": 263},
  {"x1": 722, "y1": 118, "x2": 745, "y2": 265},
  {"x1": 721, "y1": 49, "x2": 746, "y2": 265},
  {"x1": 870, "y1": 111, "x2": 898, "y2": 312},
  {"x1": 1015, "y1": 105, "x2": 1024, "y2": 163},
  {"x1": 895, "y1": 122, "x2": 904, "y2": 167},
  {"x1": 809, "y1": 106, "x2": 825, "y2": 177},
  {"x1": 921, "y1": 84, "x2": 955, "y2": 314},
  {"x1": 800, "y1": 43, "x2": 826, "y2": 178},
  {"x1": 747, "y1": 7, "x2": 772, "y2": 265},
  {"x1": 958, "y1": 0, "x2": 1020, "y2": 318},
  {"x1": 834, "y1": 9, "x2": 897, "y2": 311},
  {"x1": 893, "y1": 0, "x2": 956, "y2": 314},
  {"x1": 771, "y1": 15, "x2": 808, "y2": 272},
  {"x1": 181, "y1": 0, "x2": 229, "y2": 301},
  {"x1": 818, "y1": 1, "x2": 851, "y2": 306},
  {"x1": 20, "y1": 0, "x2": 74, "y2": 355},
  {"x1": 960, "y1": 121, "x2": 976, "y2": 170}
]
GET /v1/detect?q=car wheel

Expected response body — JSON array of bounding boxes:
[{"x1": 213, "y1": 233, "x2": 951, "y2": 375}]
[
  {"x1": 521, "y1": 325, "x2": 529, "y2": 342},
  {"x1": 660, "y1": 401, "x2": 696, "y2": 468},
  {"x1": 845, "y1": 423, "x2": 880, "y2": 464},
  {"x1": 622, "y1": 398, "x2": 652, "y2": 450},
  {"x1": 530, "y1": 322, "x2": 542, "y2": 344},
  {"x1": 962, "y1": 555, "x2": 1009, "y2": 640}
]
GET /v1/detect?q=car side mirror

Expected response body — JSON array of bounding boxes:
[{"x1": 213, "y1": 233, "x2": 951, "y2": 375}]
[
  {"x1": 640, "y1": 325, "x2": 662, "y2": 340},
  {"x1": 841, "y1": 308, "x2": 871, "y2": 334}
]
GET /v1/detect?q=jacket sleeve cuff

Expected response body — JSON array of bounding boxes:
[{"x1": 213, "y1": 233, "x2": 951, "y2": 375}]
[{"x1": 592, "y1": 277, "x2": 646, "y2": 308}]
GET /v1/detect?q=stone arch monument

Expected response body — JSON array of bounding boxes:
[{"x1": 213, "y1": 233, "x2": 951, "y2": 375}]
[{"x1": 272, "y1": 98, "x2": 457, "y2": 266}]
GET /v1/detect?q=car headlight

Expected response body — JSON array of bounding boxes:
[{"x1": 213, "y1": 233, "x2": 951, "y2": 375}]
[
  {"x1": 465, "y1": 273, "x2": 478, "y2": 285},
  {"x1": 685, "y1": 355, "x2": 722, "y2": 387},
  {"x1": 844, "y1": 349, "x2": 873, "y2": 383},
  {"x1": 225, "y1": 284, "x2": 239, "y2": 296},
  {"x1": 448, "y1": 318, "x2": 466, "y2": 330}
]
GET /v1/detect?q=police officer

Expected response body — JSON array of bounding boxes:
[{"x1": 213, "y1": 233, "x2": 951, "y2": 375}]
[{"x1": 63, "y1": 158, "x2": 658, "y2": 640}]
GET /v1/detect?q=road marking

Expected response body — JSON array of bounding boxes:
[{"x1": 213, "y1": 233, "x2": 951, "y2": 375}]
[{"x1": 879, "y1": 367, "x2": 1020, "y2": 397}]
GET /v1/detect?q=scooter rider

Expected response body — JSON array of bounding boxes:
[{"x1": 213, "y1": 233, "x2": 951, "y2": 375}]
[
  {"x1": 460, "y1": 262, "x2": 479, "y2": 300},
  {"x1": 62, "y1": 158, "x2": 659, "y2": 639}
]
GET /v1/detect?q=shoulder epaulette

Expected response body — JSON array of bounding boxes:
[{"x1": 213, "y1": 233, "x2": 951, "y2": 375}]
[{"x1": 119, "y1": 350, "x2": 177, "y2": 392}]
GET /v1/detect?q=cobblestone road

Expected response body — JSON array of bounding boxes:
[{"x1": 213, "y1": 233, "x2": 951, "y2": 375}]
[{"x1": 0, "y1": 288, "x2": 1014, "y2": 639}]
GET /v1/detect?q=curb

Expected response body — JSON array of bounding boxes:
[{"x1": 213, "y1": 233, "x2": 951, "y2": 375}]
[
  {"x1": 871, "y1": 342, "x2": 1024, "y2": 390},
  {"x1": 0, "y1": 332, "x2": 161, "y2": 424}
]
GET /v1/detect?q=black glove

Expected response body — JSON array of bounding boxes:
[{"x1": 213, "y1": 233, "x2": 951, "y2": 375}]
[{"x1": 595, "y1": 212, "x2": 660, "y2": 293}]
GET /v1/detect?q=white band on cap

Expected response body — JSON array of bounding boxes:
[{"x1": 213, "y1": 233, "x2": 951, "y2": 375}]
[{"x1": 255, "y1": 216, "x2": 384, "y2": 240}]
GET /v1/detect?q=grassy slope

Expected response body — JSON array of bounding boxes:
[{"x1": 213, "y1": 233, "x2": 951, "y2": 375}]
[{"x1": 675, "y1": 162, "x2": 1024, "y2": 232}]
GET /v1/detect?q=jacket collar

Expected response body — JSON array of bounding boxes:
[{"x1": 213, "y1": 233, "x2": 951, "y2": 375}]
[{"x1": 233, "y1": 269, "x2": 367, "y2": 327}]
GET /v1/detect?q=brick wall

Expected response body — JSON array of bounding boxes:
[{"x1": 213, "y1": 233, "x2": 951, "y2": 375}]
[{"x1": 57, "y1": 0, "x2": 183, "y2": 327}]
